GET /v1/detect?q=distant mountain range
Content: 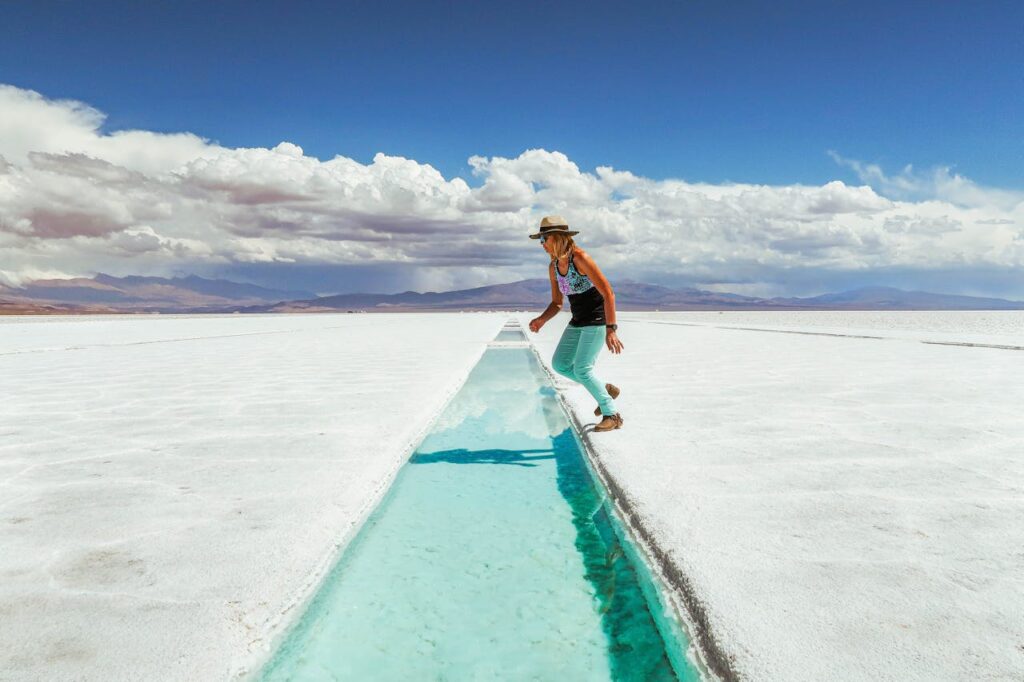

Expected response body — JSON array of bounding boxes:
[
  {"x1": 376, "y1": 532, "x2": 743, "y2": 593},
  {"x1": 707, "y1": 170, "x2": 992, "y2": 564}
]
[
  {"x1": 257, "y1": 280, "x2": 1024, "y2": 312},
  {"x1": 0, "y1": 274, "x2": 314, "y2": 314},
  {"x1": 764, "y1": 287, "x2": 1024, "y2": 310},
  {"x1": 255, "y1": 279, "x2": 773, "y2": 312},
  {"x1": 2, "y1": 274, "x2": 1022, "y2": 314}
]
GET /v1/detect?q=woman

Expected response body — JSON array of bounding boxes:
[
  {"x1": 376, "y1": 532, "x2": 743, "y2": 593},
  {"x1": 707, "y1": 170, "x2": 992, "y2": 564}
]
[{"x1": 527, "y1": 216, "x2": 624, "y2": 432}]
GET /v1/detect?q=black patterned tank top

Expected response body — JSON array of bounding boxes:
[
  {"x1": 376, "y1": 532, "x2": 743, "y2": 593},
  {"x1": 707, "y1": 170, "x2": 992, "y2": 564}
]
[{"x1": 554, "y1": 251, "x2": 606, "y2": 327}]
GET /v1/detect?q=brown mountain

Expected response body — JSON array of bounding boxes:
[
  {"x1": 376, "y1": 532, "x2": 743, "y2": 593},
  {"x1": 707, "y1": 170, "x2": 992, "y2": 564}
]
[
  {"x1": 254, "y1": 279, "x2": 768, "y2": 312},
  {"x1": 254, "y1": 280, "x2": 1024, "y2": 312},
  {"x1": 1, "y1": 274, "x2": 315, "y2": 313},
  {"x1": 4, "y1": 276, "x2": 1022, "y2": 315}
]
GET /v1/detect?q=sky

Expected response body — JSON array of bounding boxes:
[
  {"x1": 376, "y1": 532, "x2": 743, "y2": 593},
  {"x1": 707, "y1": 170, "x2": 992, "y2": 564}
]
[{"x1": 1, "y1": 0, "x2": 1022, "y2": 298}]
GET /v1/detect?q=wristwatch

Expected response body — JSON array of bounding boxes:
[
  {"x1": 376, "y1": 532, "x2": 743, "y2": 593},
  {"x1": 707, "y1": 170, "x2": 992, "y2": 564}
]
[{"x1": 606, "y1": 324, "x2": 618, "y2": 331}]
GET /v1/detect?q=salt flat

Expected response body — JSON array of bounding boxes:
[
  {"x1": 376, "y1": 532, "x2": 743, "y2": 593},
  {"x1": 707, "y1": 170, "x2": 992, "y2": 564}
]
[
  {"x1": 523, "y1": 311, "x2": 1024, "y2": 681},
  {"x1": 4, "y1": 310, "x2": 1022, "y2": 681},
  {"x1": 0, "y1": 313, "x2": 505, "y2": 681},
  {"x1": 622, "y1": 310, "x2": 1024, "y2": 348}
]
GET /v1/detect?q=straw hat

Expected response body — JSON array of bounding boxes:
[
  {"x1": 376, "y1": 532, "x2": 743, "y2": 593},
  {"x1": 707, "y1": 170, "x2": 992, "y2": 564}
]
[{"x1": 528, "y1": 215, "x2": 579, "y2": 239}]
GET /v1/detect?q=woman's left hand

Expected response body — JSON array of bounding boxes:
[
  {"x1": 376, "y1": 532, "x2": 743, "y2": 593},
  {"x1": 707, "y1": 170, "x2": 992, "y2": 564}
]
[{"x1": 606, "y1": 329, "x2": 624, "y2": 354}]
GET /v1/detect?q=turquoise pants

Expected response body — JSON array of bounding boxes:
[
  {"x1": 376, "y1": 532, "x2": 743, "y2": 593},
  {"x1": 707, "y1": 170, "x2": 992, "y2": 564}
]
[{"x1": 551, "y1": 324, "x2": 618, "y2": 417}]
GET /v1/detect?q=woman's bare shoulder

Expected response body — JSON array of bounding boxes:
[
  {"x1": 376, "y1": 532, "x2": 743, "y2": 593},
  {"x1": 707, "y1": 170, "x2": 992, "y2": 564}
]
[
  {"x1": 573, "y1": 248, "x2": 598, "y2": 265},
  {"x1": 572, "y1": 248, "x2": 606, "y2": 279}
]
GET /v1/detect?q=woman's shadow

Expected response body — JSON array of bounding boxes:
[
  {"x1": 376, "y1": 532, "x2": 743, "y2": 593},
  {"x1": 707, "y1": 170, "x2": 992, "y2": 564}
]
[
  {"x1": 409, "y1": 447, "x2": 555, "y2": 467},
  {"x1": 408, "y1": 426, "x2": 675, "y2": 679}
]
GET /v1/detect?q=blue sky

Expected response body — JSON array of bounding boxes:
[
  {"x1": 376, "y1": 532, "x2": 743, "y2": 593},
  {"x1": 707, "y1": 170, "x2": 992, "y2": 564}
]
[
  {"x1": 1, "y1": 1, "x2": 1022, "y2": 298},
  {"x1": 5, "y1": 0, "x2": 1022, "y2": 187}
]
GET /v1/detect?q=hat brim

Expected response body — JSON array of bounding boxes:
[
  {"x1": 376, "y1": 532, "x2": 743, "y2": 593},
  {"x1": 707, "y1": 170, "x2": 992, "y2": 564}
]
[{"x1": 529, "y1": 229, "x2": 579, "y2": 239}]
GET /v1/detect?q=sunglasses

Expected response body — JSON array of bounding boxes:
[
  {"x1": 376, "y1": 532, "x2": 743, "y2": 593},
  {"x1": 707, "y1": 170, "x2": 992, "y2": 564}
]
[{"x1": 539, "y1": 235, "x2": 548, "y2": 244}]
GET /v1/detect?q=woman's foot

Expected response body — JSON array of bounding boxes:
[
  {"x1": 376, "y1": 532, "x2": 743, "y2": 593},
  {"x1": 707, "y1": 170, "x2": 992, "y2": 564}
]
[
  {"x1": 594, "y1": 413, "x2": 623, "y2": 432},
  {"x1": 594, "y1": 383, "x2": 621, "y2": 416}
]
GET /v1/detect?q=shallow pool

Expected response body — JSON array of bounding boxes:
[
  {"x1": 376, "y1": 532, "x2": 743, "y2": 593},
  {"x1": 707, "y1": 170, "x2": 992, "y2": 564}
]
[
  {"x1": 494, "y1": 328, "x2": 527, "y2": 342},
  {"x1": 258, "y1": 345, "x2": 701, "y2": 680}
]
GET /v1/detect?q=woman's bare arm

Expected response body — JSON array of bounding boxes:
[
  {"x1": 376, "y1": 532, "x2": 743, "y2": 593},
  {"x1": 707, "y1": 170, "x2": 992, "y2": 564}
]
[{"x1": 529, "y1": 262, "x2": 563, "y2": 332}]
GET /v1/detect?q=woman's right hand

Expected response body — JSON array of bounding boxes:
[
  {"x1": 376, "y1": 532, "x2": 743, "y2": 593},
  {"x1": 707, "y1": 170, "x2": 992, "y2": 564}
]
[{"x1": 528, "y1": 317, "x2": 543, "y2": 333}]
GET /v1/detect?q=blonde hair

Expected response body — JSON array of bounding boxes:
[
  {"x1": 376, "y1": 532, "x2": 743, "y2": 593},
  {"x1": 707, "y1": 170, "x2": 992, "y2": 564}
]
[{"x1": 546, "y1": 233, "x2": 576, "y2": 263}]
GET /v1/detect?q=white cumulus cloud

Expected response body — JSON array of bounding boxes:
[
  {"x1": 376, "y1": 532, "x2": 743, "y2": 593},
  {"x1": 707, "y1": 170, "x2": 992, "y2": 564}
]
[{"x1": 1, "y1": 84, "x2": 1022, "y2": 298}]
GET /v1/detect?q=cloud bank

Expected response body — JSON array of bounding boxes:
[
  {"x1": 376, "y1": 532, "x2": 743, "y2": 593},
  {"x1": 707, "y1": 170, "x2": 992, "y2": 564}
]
[{"x1": 1, "y1": 84, "x2": 1021, "y2": 297}]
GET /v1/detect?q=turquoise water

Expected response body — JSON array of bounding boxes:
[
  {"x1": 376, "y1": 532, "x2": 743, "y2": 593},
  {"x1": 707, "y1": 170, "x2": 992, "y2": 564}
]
[
  {"x1": 259, "y1": 347, "x2": 701, "y2": 681},
  {"x1": 494, "y1": 328, "x2": 526, "y2": 342}
]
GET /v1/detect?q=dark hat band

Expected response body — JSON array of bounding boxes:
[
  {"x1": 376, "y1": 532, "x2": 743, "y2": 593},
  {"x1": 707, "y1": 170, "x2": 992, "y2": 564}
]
[{"x1": 529, "y1": 225, "x2": 579, "y2": 239}]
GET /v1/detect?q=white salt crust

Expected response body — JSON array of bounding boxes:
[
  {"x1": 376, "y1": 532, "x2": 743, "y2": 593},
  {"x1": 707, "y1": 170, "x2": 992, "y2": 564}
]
[
  {"x1": 0, "y1": 313, "x2": 506, "y2": 681},
  {"x1": 522, "y1": 310, "x2": 1024, "y2": 682}
]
